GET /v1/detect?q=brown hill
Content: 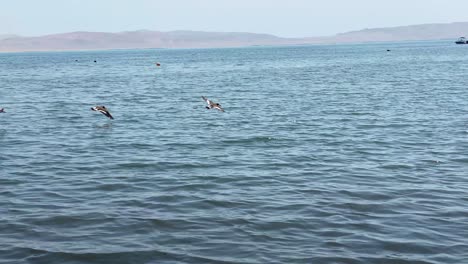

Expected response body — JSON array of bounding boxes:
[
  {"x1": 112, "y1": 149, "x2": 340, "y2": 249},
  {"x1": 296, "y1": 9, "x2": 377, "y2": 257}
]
[
  {"x1": 0, "y1": 30, "x2": 295, "y2": 52},
  {"x1": 324, "y1": 22, "x2": 468, "y2": 43}
]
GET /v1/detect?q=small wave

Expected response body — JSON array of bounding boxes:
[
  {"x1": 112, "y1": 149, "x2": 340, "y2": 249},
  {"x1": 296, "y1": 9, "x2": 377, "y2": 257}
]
[
  {"x1": 115, "y1": 161, "x2": 212, "y2": 170},
  {"x1": 220, "y1": 136, "x2": 291, "y2": 145},
  {"x1": 7, "y1": 246, "x2": 249, "y2": 264},
  {"x1": 7, "y1": 247, "x2": 179, "y2": 264},
  {"x1": 379, "y1": 163, "x2": 414, "y2": 170}
]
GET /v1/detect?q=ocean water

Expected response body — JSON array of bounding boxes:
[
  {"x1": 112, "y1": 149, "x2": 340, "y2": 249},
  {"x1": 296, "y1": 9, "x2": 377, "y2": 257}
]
[{"x1": 1, "y1": 42, "x2": 468, "y2": 264}]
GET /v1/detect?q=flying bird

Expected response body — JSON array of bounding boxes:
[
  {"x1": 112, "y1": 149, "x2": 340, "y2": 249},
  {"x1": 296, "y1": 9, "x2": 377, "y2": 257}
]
[
  {"x1": 202, "y1": 96, "x2": 224, "y2": 112},
  {"x1": 91, "y1": 106, "x2": 114, "y2": 119}
]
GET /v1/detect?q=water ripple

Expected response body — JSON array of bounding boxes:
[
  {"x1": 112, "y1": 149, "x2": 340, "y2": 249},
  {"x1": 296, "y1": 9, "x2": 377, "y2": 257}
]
[{"x1": 1, "y1": 43, "x2": 468, "y2": 263}]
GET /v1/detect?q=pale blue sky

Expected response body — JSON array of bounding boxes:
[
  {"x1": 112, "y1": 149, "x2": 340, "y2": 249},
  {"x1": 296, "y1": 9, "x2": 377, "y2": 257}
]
[{"x1": 2, "y1": 0, "x2": 468, "y2": 37}]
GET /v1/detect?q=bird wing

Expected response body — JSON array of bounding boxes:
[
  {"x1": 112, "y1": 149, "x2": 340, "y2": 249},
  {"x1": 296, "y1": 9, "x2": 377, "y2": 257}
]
[
  {"x1": 213, "y1": 106, "x2": 224, "y2": 112},
  {"x1": 202, "y1": 96, "x2": 212, "y2": 105},
  {"x1": 99, "y1": 109, "x2": 114, "y2": 119}
]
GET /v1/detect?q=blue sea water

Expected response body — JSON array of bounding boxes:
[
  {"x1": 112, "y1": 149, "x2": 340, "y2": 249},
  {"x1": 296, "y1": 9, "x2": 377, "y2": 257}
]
[{"x1": 0, "y1": 41, "x2": 468, "y2": 264}]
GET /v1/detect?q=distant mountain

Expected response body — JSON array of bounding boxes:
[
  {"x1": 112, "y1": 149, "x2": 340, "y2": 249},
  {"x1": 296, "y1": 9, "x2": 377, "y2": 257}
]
[
  {"x1": 318, "y1": 22, "x2": 468, "y2": 43},
  {"x1": 1, "y1": 22, "x2": 467, "y2": 52},
  {"x1": 0, "y1": 30, "x2": 297, "y2": 52}
]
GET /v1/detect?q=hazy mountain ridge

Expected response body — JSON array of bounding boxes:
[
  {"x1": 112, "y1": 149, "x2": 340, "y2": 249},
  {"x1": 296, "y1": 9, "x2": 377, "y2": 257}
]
[
  {"x1": 1, "y1": 22, "x2": 467, "y2": 52},
  {"x1": 0, "y1": 30, "x2": 295, "y2": 52},
  {"x1": 329, "y1": 22, "x2": 468, "y2": 43}
]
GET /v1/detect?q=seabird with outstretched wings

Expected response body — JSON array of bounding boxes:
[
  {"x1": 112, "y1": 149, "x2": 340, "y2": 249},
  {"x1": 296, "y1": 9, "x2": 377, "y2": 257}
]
[
  {"x1": 202, "y1": 96, "x2": 224, "y2": 112},
  {"x1": 91, "y1": 106, "x2": 114, "y2": 119}
]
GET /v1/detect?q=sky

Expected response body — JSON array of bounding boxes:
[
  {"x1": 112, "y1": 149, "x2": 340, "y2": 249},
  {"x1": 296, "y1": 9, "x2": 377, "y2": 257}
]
[{"x1": 2, "y1": 0, "x2": 468, "y2": 37}]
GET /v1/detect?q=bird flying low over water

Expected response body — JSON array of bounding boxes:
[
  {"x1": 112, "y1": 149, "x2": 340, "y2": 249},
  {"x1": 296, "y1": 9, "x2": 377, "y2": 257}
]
[
  {"x1": 202, "y1": 96, "x2": 224, "y2": 112},
  {"x1": 91, "y1": 106, "x2": 114, "y2": 119},
  {"x1": 0, "y1": 108, "x2": 4, "y2": 113}
]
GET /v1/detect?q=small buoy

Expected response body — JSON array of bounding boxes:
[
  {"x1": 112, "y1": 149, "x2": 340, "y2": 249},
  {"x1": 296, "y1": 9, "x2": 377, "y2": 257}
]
[{"x1": 155, "y1": 62, "x2": 161, "y2": 67}]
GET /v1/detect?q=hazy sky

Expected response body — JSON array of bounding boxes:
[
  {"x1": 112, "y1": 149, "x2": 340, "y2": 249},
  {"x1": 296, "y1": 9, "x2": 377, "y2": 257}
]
[{"x1": 2, "y1": 0, "x2": 468, "y2": 37}]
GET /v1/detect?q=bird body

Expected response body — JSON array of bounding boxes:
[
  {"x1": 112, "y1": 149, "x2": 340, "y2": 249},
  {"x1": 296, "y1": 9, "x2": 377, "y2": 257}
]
[
  {"x1": 91, "y1": 106, "x2": 114, "y2": 119},
  {"x1": 0, "y1": 108, "x2": 4, "y2": 113},
  {"x1": 202, "y1": 96, "x2": 224, "y2": 112}
]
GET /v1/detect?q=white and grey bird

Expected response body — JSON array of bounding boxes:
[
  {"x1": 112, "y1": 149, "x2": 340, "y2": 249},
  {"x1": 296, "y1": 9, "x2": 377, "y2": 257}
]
[
  {"x1": 91, "y1": 106, "x2": 114, "y2": 119},
  {"x1": 202, "y1": 96, "x2": 224, "y2": 112}
]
